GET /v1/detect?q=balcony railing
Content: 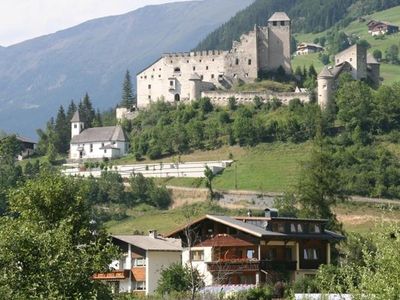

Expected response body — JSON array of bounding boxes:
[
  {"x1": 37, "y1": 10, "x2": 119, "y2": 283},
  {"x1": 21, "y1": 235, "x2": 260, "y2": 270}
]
[
  {"x1": 300, "y1": 260, "x2": 324, "y2": 270},
  {"x1": 92, "y1": 270, "x2": 130, "y2": 280},
  {"x1": 207, "y1": 259, "x2": 297, "y2": 273}
]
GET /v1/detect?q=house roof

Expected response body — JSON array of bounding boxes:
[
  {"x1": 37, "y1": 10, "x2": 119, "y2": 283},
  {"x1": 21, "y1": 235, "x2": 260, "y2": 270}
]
[
  {"x1": 71, "y1": 111, "x2": 81, "y2": 123},
  {"x1": 167, "y1": 214, "x2": 344, "y2": 241},
  {"x1": 268, "y1": 12, "x2": 290, "y2": 22},
  {"x1": 71, "y1": 126, "x2": 127, "y2": 144},
  {"x1": 297, "y1": 42, "x2": 324, "y2": 49},
  {"x1": 112, "y1": 235, "x2": 182, "y2": 251},
  {"x1": 16, "y1": 135, "x2": 36, "y2": 144}
]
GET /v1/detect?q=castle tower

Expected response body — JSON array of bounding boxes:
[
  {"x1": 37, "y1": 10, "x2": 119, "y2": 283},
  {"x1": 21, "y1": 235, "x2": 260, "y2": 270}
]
[
  {"x1": 317, "y1": 67, "x2": 335, "y2": 109},
  {"x1": 188, "y1": 73, "x2": 202, "y2": 100},
  {"x1": 267, "y1": 12, "x2": 292, "y2": 74},
  {"x1": 71, "y1": 111, "x2": 84, "y2": 138}
]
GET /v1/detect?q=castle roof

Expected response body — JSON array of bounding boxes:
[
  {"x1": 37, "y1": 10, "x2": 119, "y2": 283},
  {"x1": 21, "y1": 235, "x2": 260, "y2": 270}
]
[
  {"x1": 268, "y1": 12, "x2": 290, "y2": 22},
  {"x1": 317, "y1": 66, "x2": 334, "y2": 78},
  {"x1": 70, "y1": 126, "x2": 127, "y2": 144},
  {"x1": 71, "y1": 111, "x2": 81, "y2": 123},
  {"x1": 367, "y1": 53, "x2": 380, "y2": 64}
]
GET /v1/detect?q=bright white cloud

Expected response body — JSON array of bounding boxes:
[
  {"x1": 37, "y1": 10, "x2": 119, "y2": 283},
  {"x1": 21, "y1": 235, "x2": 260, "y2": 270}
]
[{"x1": 0, "y1": 0, "x2": 192, "y2": 46}]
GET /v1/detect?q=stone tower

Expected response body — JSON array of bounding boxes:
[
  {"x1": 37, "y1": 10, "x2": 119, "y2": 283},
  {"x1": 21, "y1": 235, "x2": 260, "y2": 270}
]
[
  {"x1": 266, "y1": 12, "x2": 292, "y2": 74},
  {"x1": 317, "y1": 67, "x2": 334, "y2": 109},
  {"x1": 71, "y1": 111, "x2": 84, "y2": 138}
]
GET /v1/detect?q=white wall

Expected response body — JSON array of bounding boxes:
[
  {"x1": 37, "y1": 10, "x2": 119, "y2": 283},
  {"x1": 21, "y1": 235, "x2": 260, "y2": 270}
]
[
  {"x1": 70, "y1": 141, "x2": 128, "y2": 160},
  {"x1": 146, "y1": 250, "x2": 181, "y2": 295},
  {"x1": 182, "y1": 247, "x2": 213, "y2": 286}
]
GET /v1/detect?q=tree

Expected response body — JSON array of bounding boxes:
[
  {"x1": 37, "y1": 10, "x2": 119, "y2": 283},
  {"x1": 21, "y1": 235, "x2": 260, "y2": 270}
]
[
  {"x1": 79, "y1": 93, "x2": 96, "y2": 128},
  {"x1": 204, "y1": 166, "x2": 216, "y2": 200},
  {"x1": 385, "y1": 44, "x2": 399, "y2": 64},
  {"x1": 228, "y1": 97, "x2": 237, "y2": 111},
  {"x1": 46, "y1": 142, "x2": 57, "y2": 164},
  {"x1": 0, "y1": 172, "x2": 117, "y2": 298},
  {"x1": 96, "y1": 171, "x2": 125, "y2": 204},
  {"x1": 129, "y1": 173, "x2": 171, "y2": 208},
  {"x1": 120, "y1": 70, "x2": 135, "y2": 108},
  {"x1": 372, "y1": 49, "x2": 382, "y2": 61},
  {"x1": 157, "y1": 263, "x2": 203, "y2": 296},
  {"x1": 319, "y1": 53, "x2": 330, "y2": 65},
  {"x1": 54, "y1": 105, "x2": 69, "y2": 154}
]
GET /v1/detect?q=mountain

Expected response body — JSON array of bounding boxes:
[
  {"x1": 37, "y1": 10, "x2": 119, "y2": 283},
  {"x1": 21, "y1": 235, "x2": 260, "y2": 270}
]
[
  {"x1": 0, "y1": 0, "x2": 254, "y2": 138},
  {"x1": 195, "y1": 0, "x2": 400, "y2": 50}
]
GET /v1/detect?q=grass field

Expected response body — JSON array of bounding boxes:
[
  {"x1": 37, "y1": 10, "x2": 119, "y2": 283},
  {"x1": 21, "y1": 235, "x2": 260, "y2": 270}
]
[
  {"x1": 293, "y1": 6, "x2": 400, "y2": 84},
  {"x1": 105, "y1": 201, "x2": 400, "y2": 235},
  {"x1": 153, "y1": 142, "x2": 310, "y2": 193}
]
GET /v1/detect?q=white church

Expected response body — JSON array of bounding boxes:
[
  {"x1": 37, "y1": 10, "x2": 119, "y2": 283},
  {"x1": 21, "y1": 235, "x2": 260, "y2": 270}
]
[{"x1": 69, "y1": 111, "x2": 129, "y2": 160}]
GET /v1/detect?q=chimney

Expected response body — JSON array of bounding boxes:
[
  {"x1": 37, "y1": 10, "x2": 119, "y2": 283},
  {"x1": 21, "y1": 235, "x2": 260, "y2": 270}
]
[
  {"x1": 265, "y1": 208, "x2": 278, "y2": 218},
  {"x1": 149, "y1": 230, "x2": 158, "y2": 239}
]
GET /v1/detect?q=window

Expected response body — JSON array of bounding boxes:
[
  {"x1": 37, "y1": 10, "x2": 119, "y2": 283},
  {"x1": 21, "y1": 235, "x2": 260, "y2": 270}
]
[
  {"x1": 101, "y1": 143, "x2": 104, "y2": 147},
  {"x1": 247, "y1": 249, "x2": 255, "y2": 259},
  {"x1": 309, "y1": 224, "x2": 321, "y2": 233},
  {"x1": 297, "y1": 224, "x2": 303, "y2": 232},
  {"x1": 148, "y1": 95, "x2": 151, "y2": 100},
  {"x1": 148, "y1": 84, "x2": 151, "y2": 89},
  {"x1": 199, "y1": 59, "x2": 202, "y2": 63},
  {"x1": 349, "y1": 58, "x2": 353, "y2": 62},
  {"x1": 248, "y1": 59, "x2": 252, "y2": 65},
  {"x1": 193, "y1": 66, "x2": 196, "y2": 71},
  {"x1": 290, "y1": 224, "x2": 296, "y2": 233},
  {"x1": 144, "y1": 76, "x2": 147, "y2": 79},
  {"x1": 133, "y1": 257, "x2": 146, "y2": 267},
  {"x1": 190, "y1": 250, "x2": 204, "y2": 261},
  {"x1": 304, "y1": 248, "x2": 319, "y2": 260},
  {"x1": 133, "y1": 281, "x2": 146, "y2": 291},
  {"x1": 170, "y1": 80, "x2": 174, "y2": 86},
  {"x1": 272, "y1": 223, "x2": 285, "y2": 233},
  {"x1": 158, "y1": 75, "x2": 161, "y2": 78},
  {"x1": 211, "y1": 74, "x2": 214, "y2": 79},
  {"x1": 74, "y1": 124, "x2": 77, "y2": 129},
  {"x1": 235, "y1": 58, "x2": 239, "y2": 65},
  {"x1": 281, "y1": 21, "x2": 285, "y2": 26},
  {"x1": 266, "y1": 248, "x2": 277, "y2": 260},
  {"x1": 104, "y1": 149, "x2": 107, "y2": 154},
  {"x1": 151, "y1": 75, "x2": 154, "y2": 79},
  {"x1": 90, "y1": 144, "x2": 93, "y2": 152},
  {"x1": 273, "y1": 21, "x2": 277, "y2": 26},
  {"x1": 206, "y1": 66, "x2": 209, "y2": 70},
  {"x1": 174, "y1": 67, "x2": 181, "y2": 72}
]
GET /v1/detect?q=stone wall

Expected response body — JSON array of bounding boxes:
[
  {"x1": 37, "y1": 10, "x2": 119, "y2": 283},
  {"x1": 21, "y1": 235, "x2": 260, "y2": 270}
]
[{"x1": 202, "y1": 90, "x2": 310, "y2": 106}]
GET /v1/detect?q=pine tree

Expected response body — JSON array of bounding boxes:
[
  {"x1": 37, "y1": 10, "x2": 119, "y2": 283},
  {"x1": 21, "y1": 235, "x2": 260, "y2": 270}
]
[
  {"x1": 66, "y1": 100, "x2": 77, "y2": 121},
  {"x1": 92, "y1": 109, "x2": 103, "y2": 127},
  {"x1": 79, "y1": 93, "x2": 95, "y2": 128},
  {"x1": 54, "y1": 105, "x2": 69, "y2": 154},
  {"x1": 120, "y1": 70, "x2": 135, "y2": 108}
]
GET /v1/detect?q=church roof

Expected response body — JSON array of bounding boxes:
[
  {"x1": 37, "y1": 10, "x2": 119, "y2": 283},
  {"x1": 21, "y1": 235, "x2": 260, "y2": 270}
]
[
  {"x1": 71, "y1": 126, "x2": 127, "y2": 144},
  {"x1": 71, "y1": 111, "x2": 81, "y2": 123},
  {"x1": 268, "y1": 12, "x2": 290, "y2": 22}
]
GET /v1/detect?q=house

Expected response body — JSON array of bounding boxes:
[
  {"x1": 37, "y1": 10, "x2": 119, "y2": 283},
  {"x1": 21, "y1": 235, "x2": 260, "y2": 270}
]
[
  {"x1": 92, "y1": 231, "x2": 182, "y2": 295},
  {"x1": 367, "y1": 20, "x2": 399, "y2": 36},
  {"x1": 136, "y1": 12, "x2": 292, "y2": 107},
  {"x1": 167, "y1": 210, "x2": 344, "y2": 286},
  {"x1": 296, "y1": 43, "x2": 324, "y2": 55},
  {"x1": 317, "y1": 44, "x2": 380, "y2": 108},
  {"x1": 0, "y1": 135, "x2": 36, "y2": 160},
  {"x1": 69, "y1": 111, "x2": 129, "y2": 160}
]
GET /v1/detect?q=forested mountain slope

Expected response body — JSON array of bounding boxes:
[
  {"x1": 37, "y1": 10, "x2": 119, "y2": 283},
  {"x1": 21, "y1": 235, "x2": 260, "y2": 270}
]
[{"x1": 195, "y1": 0, "x2": 400, "y2": 50}]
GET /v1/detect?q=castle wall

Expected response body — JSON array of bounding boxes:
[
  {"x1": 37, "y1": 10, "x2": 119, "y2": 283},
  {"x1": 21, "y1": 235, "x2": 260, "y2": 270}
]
[
  {"x1": 202, "y1": 90, "x2": 310, "y2": 106},
  {"x1": 335, "y1": 44, "x2": 367, "y2": 80}
]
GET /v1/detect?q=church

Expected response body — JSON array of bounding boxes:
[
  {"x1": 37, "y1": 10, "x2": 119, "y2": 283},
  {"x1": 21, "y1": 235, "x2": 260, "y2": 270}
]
[
  {"x1": 136, "y1": 12, "x2": 292, "y2": 107},
  {"x1": 69, "y1": 111, "x2": 129, "y2": 160}
]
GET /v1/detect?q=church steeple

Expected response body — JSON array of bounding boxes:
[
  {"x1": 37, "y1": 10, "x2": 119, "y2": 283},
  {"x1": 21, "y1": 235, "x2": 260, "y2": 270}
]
[{"x1": 71, "y1": 111, "x2": 84, "y2": 138}]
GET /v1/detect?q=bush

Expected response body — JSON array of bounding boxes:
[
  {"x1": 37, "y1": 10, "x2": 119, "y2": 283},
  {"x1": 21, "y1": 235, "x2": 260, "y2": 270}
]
[{"x1": 148, "y1": 145, "x2": 162, "y2": 160}]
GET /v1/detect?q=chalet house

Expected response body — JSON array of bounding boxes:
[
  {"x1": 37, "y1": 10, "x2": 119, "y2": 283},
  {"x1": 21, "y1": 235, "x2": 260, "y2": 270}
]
[
  {"x1": 167, "y1": 210, "x2": 344, "y2": 286},
  {"x1": 69, "y1": 111, "x2": 129, "y2": 160},
  {"x1": 296, "y1": 43, "x2": 324, "y2": 55},
  {"x1": 0, "y1": 135, "x2": 36, "y2": 160},
  {"x1": 93, "y1": 231, "x2": 182, "y2": 295},
  {"x1": 367, "y1": 20, "x2": 399, "y2": 36}
]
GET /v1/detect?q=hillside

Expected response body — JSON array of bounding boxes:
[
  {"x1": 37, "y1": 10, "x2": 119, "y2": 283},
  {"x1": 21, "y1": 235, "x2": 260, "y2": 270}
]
[
  {"x1": 293, "y1": 6, "x2": 400, "y2": 84},
  {"x1": 195, "y1": 0, "x2": 400, "y2": 50},
  {"x1": 0, "y1": 0, "x2": 254, "y2": 138}
]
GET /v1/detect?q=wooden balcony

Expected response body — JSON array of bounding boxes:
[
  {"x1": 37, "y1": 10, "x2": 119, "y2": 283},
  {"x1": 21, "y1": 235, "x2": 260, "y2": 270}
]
[
  {"x1": 207, "y1": 259, "x2": 259, "y2": 272},
  {"x1": 300, "y1": 260, "x2": 324, "y2": 270},
  {"x1": 92, "y1": 270, "x2": 130, "y2": 280},
  {"x1": 260, "y1": 260, "x2": 297, "y2": 271},
  {"x1": 207, "y1": 259, "x2": 297, "y2": 273}
]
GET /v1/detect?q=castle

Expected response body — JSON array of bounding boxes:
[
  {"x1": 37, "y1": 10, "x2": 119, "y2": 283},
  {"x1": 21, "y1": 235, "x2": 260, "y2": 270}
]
[
  {"x1": 136, "y1": 12, "x2": 292, "y2": 107},
  {"x1": 317, "y1": 44, "x2": 380, "y2": 108}
]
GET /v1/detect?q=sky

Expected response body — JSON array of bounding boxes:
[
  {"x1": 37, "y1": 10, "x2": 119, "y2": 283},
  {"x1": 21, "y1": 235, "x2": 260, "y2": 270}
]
[{"x1": 0, "y1": 0, "x2": 193, "y2": 46}]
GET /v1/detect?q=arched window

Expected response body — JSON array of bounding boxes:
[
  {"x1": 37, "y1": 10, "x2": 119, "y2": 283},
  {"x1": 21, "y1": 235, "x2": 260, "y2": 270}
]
[
  {"x1": 174, "y1": 94, "x2": 180, "y2": 102},
  {"x1": 174, "y1": 67, "x2": 181, "y2": 73}
]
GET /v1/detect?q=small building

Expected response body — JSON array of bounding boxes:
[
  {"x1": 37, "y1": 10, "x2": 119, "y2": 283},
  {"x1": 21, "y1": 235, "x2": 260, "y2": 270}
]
[
  {"x1": 69, "y1": 111, "x2": 129, "y2": 160},
  {"x1": 367, "y1": 20, "x2": 399, "y2": 36},
  {"x1": 296, "y1": 43, "x2": 324, "y2": 55},
  {"x1": 92, "y1": 231, "x2": 182, "y2": 295},
  {"x1": 16, "y1": 135, "x2": 36, "y2": 160},
  {"x1": 167, "y1": 211, "x2": 344, "y2": 286}
]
